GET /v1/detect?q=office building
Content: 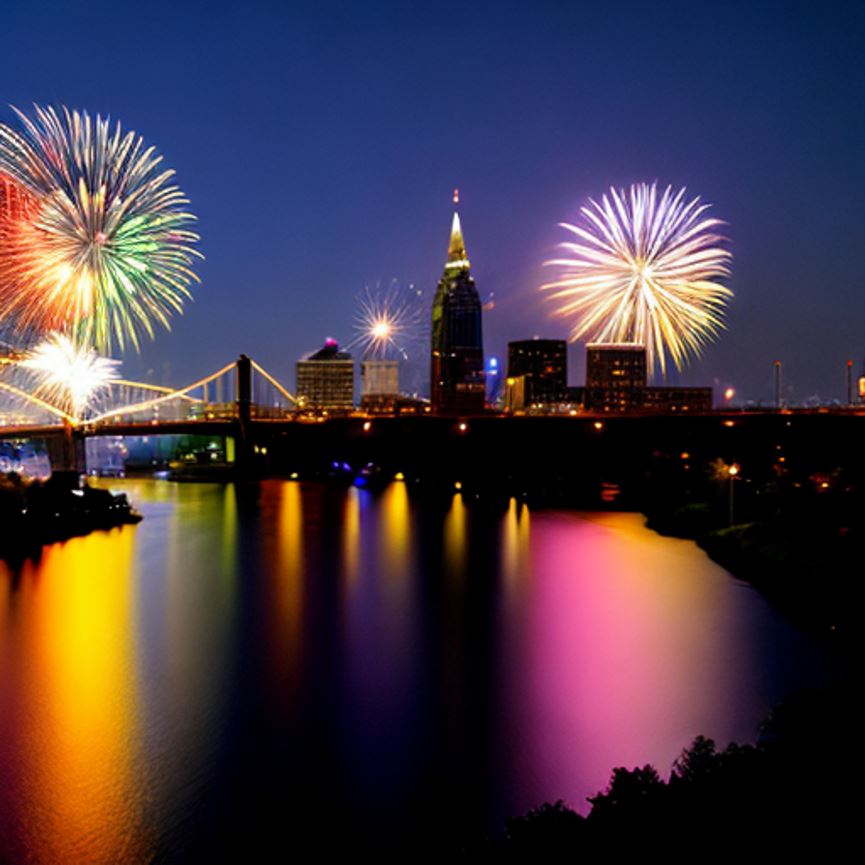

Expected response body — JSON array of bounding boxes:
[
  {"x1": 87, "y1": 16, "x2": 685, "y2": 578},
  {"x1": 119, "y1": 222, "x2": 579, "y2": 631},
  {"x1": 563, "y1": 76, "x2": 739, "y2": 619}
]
[
  {"x1": 507, "y1": 338, "x2": 567, "y2": 406},
  {"x1": 296, "y1": 339, "x2": 354, "y2": 411}
]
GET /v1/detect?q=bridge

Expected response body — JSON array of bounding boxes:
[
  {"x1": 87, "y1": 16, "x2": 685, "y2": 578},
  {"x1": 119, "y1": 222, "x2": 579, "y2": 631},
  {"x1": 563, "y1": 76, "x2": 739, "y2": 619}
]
[{"x1": 0, "y1": 352, "x2": 301, "y2": 473}]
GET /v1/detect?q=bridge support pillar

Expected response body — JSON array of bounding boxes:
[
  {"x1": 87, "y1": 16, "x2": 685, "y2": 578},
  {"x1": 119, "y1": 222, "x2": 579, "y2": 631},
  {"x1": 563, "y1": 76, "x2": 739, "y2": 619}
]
[
  {"x1": 46, "y1": 421, "x2": 86, "y2": 477},
  {"x1": 235, "y1": 354, "x2": 254, "y2": 475}
]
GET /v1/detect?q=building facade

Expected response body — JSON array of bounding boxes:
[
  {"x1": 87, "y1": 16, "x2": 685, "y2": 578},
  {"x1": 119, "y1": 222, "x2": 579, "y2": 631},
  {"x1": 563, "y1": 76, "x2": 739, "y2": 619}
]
[
  {"x1": 583, "y1": 343, "x2": 712, "y2": 413},
  {"x1": 430, "y1": 194, "x2": 485, "y2": 414},
  {"x1": 360, "y1": 359, "x2": 400, "y2": 411},
  {"x1": 585, "y1": 343, "x2": 647, "y2": 412},
  {"x1": 507, "y1": 339, "x2": 567, "y2": 407},
  {"x1": 296, "y1": 340, "x2": 354, "y2": 411}
]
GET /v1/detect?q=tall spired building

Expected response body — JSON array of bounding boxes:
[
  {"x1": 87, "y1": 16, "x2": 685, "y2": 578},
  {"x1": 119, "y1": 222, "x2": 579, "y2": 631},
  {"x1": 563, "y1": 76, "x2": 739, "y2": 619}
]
[{"x1": 430, "y1": 191, "x2": 485, "y2": 413}]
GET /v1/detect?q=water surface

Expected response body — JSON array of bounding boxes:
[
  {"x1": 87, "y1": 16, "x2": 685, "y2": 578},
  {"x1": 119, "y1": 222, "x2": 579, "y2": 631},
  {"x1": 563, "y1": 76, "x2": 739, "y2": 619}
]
[{"x1": 0, "y1": 480, "x2": 840, "y2": 860}]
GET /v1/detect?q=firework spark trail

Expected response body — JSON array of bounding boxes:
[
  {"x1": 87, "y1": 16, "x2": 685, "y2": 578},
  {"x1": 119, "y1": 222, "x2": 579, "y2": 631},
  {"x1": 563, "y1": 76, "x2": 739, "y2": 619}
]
[
  {"x1": 541, "y1": 183, "x2": 732, "y2": 376},
  {"x1": 0, "y1": 105, "x2": 201, "y2": 353},
  {"x1": 20, "y1": 332, "x2": 120, "y2": 419},
  {"x1": 348, "y1": 282, "x2": 424, "y2": 360}
]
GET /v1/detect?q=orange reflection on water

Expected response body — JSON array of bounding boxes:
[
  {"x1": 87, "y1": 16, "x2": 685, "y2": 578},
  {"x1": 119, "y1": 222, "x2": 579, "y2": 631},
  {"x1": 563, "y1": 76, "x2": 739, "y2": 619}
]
[
  {"x1": 260, "y1": 480, "x2": 305, "y2": 701},
  {"x1": 444, "y1": 492, "x2": 467, "y2": 582},
  {"x1": 13, "y1": 528, "x2": 145, "y2": 864},
  {"x1": 501, "y1": 498, "x2": 531, "y2": 608},
  {"x1": 379, "y1": 481, "x2": 411, "y2": 586},
  {"x1": 342, "y1": 485, "x2": 361, "y2": 590}
]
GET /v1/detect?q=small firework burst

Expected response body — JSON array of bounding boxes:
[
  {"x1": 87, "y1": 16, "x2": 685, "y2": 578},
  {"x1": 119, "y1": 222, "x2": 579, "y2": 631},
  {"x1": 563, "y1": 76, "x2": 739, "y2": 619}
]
[
  {"x1": 349, "y1": 281, "x2": 424, "y2": 360},
  {"x1": 21, "y1": 332, "x2": 120, "y2": 419}
]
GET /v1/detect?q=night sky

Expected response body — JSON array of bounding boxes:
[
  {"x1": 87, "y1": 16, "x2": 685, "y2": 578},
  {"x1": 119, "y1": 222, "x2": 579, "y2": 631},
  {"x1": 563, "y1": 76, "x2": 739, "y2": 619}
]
[{"x1": 4, "y1": 0, "x2": 864, "y2": 403}]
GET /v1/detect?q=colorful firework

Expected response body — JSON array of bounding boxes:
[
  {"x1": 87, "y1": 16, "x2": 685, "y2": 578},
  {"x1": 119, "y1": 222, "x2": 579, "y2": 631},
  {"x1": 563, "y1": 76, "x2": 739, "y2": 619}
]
[
  {"x1": 349, "y1": 282, "x2": 424, "y2": 360},
  {"x1": 21, "y1": 332, "x2": 120, "y2": 419},
  {"x1": 0, "y1": 105, "x2": 201, "y2": 352},
  {"x1": 541, "y1": 183, "x2": 732, "y2": 376}
]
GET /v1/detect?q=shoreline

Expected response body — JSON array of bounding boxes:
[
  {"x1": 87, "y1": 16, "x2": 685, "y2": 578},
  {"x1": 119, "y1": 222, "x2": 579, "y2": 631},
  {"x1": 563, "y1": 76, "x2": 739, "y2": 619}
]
[{"x1": 0, "y1": 473, "x2": 141, "y2": 564}]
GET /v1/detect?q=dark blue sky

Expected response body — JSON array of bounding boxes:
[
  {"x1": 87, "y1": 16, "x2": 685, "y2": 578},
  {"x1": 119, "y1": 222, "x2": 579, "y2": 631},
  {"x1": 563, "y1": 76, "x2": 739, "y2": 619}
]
[{"x1": 5, "y1": 0, "x2": 864, "y2": 403}]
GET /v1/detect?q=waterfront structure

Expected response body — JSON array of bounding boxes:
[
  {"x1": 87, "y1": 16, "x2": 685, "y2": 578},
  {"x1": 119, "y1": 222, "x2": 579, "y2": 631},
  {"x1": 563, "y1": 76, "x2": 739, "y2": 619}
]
[
  {"x1": 507, "y1": 339, "x2": 567, "y2": 407},
  {"x1": 360, "y1": 359, "x2": 400, "y2": 411},
  {"x1": 296, "y1": 339, "x2": 354, "y2": 411},
  {"x1": 430, "y1": 192, "x2": 485, "y2": 414}
]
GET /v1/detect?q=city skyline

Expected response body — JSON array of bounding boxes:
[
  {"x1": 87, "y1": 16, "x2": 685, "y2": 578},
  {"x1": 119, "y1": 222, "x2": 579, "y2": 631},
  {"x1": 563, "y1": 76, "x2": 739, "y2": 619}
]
[{"x1": 2, "y1": 1, "x2": 863, "y2": 405}]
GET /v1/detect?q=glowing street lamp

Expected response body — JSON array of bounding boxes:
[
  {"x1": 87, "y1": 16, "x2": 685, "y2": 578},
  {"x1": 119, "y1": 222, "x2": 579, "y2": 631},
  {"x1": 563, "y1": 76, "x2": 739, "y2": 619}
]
[{"x1": 727, "y1": 463, "x2": 740, "y2": 525}]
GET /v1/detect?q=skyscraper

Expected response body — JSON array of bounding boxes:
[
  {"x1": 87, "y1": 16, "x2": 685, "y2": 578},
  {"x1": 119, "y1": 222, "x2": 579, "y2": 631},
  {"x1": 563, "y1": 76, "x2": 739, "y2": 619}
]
[{"x1": 430, "y1": 191, "x2": 485, "y2": 413}]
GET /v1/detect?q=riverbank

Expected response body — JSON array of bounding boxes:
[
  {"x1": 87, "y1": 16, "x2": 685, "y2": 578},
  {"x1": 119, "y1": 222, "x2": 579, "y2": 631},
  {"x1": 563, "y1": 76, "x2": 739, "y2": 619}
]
[
  {"x1": 0, "y1": 472, "x2": 141, "y2": 563},
  {"x1": 465, "y1": 679, "x2": 856, "y2": 858},
  {"x1": 643, "y1": 500, "x2": 858, "y2": 651}
]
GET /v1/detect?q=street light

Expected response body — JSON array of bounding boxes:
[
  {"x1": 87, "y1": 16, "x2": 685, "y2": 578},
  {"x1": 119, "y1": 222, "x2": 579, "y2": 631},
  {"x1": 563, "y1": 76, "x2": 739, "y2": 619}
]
[{"x1": 727, "y1": 463, "x2": 740, "y2": 525}]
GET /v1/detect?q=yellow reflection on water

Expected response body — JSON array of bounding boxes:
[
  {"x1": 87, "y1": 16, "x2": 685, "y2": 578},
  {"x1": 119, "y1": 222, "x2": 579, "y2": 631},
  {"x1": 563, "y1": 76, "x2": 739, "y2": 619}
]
[
  {"x1": 379, "y1": 481, "x2": 411, "y2": 581},
  {"x1": 501, "y1": 498, "x2": 532, "y2": 607},
  {"x1": 17, "y1": 528, "x2": 145, "y2": 864},
  {"x1": 273, "y1": 481, "x2": 304, "y2": 667},
  {"x1": 342, "y1": 486, "x2": 361, "y2": 590},
  {"x1": 444, "y1": 492, "x2": 467, "y2": 580}
]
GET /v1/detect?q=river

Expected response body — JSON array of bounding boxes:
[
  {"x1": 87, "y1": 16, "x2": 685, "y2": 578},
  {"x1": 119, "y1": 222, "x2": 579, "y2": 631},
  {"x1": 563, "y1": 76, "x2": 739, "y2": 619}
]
[{"x1": 0, "y1": 479, "x2": 841, "y2": 860}]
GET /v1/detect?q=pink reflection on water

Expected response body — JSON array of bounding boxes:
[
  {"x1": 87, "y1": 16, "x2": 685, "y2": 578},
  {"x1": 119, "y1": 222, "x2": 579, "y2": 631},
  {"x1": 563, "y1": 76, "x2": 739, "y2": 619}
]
[{"x1": 500, "y1": 511, "x2": 810, "y2": 816}]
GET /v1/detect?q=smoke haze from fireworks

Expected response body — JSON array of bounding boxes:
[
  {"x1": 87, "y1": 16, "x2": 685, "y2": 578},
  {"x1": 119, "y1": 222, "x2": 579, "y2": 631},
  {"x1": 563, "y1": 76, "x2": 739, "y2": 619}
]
[{"x1": 541, "y1": 183, "x2": 733, "y2": 377}]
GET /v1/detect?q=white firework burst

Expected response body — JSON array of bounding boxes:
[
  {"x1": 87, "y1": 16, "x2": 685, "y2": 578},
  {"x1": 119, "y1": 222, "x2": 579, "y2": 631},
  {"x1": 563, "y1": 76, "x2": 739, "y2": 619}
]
[{"x1": 541, "y1": 182, "x2": 733, "y2": 376}]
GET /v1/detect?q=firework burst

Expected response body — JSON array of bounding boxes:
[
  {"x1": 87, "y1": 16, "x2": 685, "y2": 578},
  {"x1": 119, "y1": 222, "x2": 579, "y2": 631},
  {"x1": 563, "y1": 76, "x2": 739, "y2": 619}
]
[
  {"x1": 21, "y1": 332, "x2": 120, "y2": 419},
  {"x1": 0, "y1": 105, "x2": 201, "y2": 352},
  {"x1": 349, "y1": 282, "x2": 424, "y2": 360},
  {"x1": 541, "y1": 183, "x2": 732, "y2": 376}
]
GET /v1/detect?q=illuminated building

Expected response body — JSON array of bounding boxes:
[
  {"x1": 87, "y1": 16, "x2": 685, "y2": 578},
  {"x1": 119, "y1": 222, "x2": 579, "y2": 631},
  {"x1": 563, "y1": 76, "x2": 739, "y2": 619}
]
[
  {"x1": 642, "y1": 387, "x2": 712, "y2": 413},
  {"x1": 486, "y1": 355, "x2": 502, "y2": 404},
  {"x1": 430, "y1": 191, "x2": 485, "y2": 414},
  {"x1": 507, "y1": 338, "x2": 567, "y2": 406},
  {"x1": 584, "y1": 343, "x2": 712, "y2": 413},
  {"x1": 504, "y1": 375, "x2": 526, "y2": 412},
  {"x1": 360, "y1": 359, "x2": 400, "y2": 411},
  {"x1": 296, "y1": 339, "x2": 354, "y2": 412},
  {"x1": 585, "y1": 343, "x2": 647, "y2": 412}
]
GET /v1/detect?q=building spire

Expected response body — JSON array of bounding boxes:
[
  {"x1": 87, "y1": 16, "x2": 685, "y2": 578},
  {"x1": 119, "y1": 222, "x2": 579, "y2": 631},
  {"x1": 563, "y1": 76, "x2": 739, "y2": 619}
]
[{"x1": 446, "y1": 188, "x2": 470, "y2": 269}]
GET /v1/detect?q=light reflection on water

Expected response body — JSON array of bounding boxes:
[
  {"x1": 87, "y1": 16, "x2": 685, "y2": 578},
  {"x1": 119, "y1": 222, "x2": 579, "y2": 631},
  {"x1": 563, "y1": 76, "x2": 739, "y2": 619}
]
[{"x1": 0, "y1": 479, "x2": 841, "y2": 861}]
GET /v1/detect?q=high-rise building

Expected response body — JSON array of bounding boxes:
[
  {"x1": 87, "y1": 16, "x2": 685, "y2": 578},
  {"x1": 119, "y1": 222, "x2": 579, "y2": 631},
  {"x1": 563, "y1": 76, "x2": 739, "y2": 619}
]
[
  {"x1": 430, "y1": 192, "x2": 485, "y2": 414},
  {"x1": 296, "y1": 339, "x2": 354, "y2": 412},
  {"x1": 507, "y1": 338, "x2": 567, "y2": 406}
]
